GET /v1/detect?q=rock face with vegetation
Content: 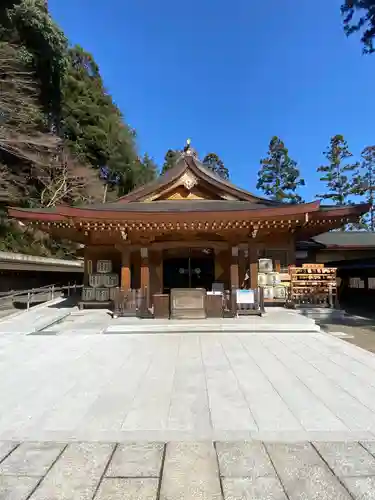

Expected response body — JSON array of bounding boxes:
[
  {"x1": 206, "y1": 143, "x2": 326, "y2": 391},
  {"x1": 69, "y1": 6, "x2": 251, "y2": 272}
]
[{"x1": 0, "y1": 0, "x2": 157, "y2": 256}]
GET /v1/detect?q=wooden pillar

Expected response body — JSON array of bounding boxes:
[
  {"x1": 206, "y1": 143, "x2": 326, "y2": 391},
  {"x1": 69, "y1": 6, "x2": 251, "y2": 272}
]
[
  {"x1": 248, "y1": 245, "x2": 258, "y2": 289},
  {"x1": 121, "y1": 250, "x2": 131, "y2": 291},
  {"x1": 230, "y1": 246, "x2": 239, "y2": 289},
  {"x1": 239, "y1": 249, "x2": 246, "y2": 288},
  {"x1": 83, "y1": 246, "x2": 95, "y2": 285},
  {"x1": 150, "y1": 250, "x2": 163, "y2": 299},
  {"x1": 287, "y1": 235, "x2": 296, "y2": 266},
  {"x1": 140, "y1": 247, "x2": 150, "y2": 306}
]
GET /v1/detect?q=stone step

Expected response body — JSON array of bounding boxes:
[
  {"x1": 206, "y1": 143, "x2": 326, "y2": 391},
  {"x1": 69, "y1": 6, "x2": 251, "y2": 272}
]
[{"x1": 106, "y1": 317, "x2": 320, "y2": 334}]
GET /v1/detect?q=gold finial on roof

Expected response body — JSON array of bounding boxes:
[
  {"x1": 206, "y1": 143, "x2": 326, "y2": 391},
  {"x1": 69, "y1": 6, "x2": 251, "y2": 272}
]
[{"x1": 183, "y1": 138, "x2": 198, "y2": 158}]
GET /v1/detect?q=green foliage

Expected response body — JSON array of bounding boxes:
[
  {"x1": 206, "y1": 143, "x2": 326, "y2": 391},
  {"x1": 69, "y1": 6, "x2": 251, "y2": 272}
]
[
  {"x1": 341, "y1": 1, "x2": 375, "y2": 53},
  {"x1": 161, "y1": 149, "x2": 180, "y2": 174},
  {"x1": 61, "y1": 45, "x2": 138, "y2": 191},
  {"x1": 257, "y1": 136, "x2": 305, "y2": 203},
  {"x1": 351, "y1": 145, "x2": 375, "y2": 230},
  {"x1": 0, "y1": 2, "x2": 156, "y2": 256},
  {"x1": 316, "y1": 135, "x2": 358, "y2": 206},
  {"x1": 0, "y1": 0, "x2": 68, "y2": 125},
  {"x1": 136, "y1": 153, "x2": 158, "y2": 187},
  {"x1": 202, "y1": 152, "x2": 229, "y2": 180}
]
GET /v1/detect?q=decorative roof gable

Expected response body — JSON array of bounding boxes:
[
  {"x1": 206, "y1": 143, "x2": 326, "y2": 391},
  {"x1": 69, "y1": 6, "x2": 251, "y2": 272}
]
[{"x1": 117, "y1": 142, "x2": 279, "y2": 205}]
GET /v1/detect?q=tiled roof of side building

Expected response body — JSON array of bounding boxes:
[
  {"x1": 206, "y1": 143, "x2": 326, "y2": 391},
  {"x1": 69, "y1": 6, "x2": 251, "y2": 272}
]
[{"x1": 313, "y1": 231, "x2": 375, "y2": 247}]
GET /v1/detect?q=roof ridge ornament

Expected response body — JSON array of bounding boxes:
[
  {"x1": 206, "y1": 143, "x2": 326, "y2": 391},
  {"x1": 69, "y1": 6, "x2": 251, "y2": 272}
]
[{"x1": 183, "y1": 138, "x2": 198, "y2": 158}]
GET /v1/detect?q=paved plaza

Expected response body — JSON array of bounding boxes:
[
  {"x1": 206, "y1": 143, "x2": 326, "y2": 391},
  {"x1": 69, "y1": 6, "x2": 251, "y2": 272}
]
[
  {"x1": 2, "y1": 306, "x2": 375, "y2": 497},
  {"x1": 1, "y1": 440, "x2": 375, "y2": 499},
  {"x1": 1, "y1": 322, "x2": 375, "y2": 442}
]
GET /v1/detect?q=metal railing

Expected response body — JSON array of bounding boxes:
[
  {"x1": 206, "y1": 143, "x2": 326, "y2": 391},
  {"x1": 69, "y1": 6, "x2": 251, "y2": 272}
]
[{"x1": 0, "y1": 283, "x2": 83, "y2": 312}]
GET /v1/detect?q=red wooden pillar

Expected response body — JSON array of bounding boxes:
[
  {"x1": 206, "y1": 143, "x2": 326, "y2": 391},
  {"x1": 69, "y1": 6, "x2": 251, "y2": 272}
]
[
  {"x1": 230, "y1": 246, "x2": 239, "y2": 289},
  {"x1": 121, "y1": 250, "x2": 131, "y2": 291},
  {"x1": 140, "y1": 247, "x2": 150, "y2": 307},
  {"x1": 249, "y1": 245, "x2": 258, "y2": 290}
]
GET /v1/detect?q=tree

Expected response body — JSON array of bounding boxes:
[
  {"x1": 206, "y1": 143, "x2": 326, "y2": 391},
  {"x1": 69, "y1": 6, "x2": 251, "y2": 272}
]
[
  {"x1": 352, "y1": 145, "x2": 375, "y2": 230},
  {"x1": 61, "y1": 46, "x2": 138, "y2": 177},
  {"x1": 341, "y1": 1, "x2": 375, "y2": 53},
  {"x1": 0, "y1": 0, "x2": 68, "y2": 127},
  {"x1": 136, "y1": 153, "x2": 158, "y2": 186},
  {"x1": 161, "y1": 149, "x2": 180, "y2": 174},
  {"x1": 257, "y1": 136, "x2": 305, "y2": 203},
  {"x1": 0, "y1": 2, "x2": 153, "y2": 255},
  {"x1": 316, "y1": 135, "x2": 358, "y2": 206},
  {"x1": 202, "y1": 153, "x2": 229, "y2": 180},
  {"x1": 0, "y1": 43, "x2": 105, "y2": 207}
]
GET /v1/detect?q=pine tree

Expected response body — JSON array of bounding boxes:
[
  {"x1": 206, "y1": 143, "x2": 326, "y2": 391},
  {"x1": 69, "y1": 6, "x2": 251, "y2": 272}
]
[
  {"x1": 341, "y1": 1, "x2": 375, "y2": 53},
  {"x1": 257, "y1": 136, "x2": 305, "y2": 203},
  {"x1": 161, "y1": 149, "x2": 180, "y2": 175},
  {"x1": 202, "y1": 153, "x2": 229, "y2": 180},
  {"x1": 352, "y1": 145, "x2": 375, "y2": 231},
  {"x1": 316, "y1": 135, "x2": 358, "y2": 206},
  {"x1": 134, "y1": 153, "x2": 158, "y2": 187},
  {"x1": 62, "y1": 46, "x2": 137, "y2": 170}
]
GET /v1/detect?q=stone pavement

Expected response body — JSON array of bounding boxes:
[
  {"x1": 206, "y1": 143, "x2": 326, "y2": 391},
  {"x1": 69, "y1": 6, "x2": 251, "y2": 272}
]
[
  {"x1": 2, "y1": 330, "x2": 375, "y2": 442},
  {"x1": 1, "y1": 440, "x2": 375, "y2": 499}
]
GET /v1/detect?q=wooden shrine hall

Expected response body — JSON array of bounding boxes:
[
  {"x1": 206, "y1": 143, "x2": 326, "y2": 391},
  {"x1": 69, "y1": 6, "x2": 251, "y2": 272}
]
[{"x1": 8, "y1": 142, "x2": 369, "y2": 318}]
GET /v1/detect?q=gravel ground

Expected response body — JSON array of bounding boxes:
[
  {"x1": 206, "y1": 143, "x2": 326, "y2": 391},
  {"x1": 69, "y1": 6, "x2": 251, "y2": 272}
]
[{"x1": 319, "y1": 308, "x2": 375, "y2": 354}]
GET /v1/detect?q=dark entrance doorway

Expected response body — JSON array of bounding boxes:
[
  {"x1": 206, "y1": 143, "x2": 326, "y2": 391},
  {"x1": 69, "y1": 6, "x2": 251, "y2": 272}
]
[{"x1": 163, "y1": 250, "x2": 215, "y2": 293}]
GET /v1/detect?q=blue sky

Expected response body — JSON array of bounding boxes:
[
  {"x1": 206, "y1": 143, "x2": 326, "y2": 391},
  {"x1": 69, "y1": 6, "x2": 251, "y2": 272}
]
[{"x1": 49, "y1": 0, "x2": 374, "y2": 201}]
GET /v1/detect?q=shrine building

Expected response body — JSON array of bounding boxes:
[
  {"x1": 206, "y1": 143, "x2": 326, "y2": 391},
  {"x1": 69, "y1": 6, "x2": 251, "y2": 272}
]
[{"x1": 7, "y1": 143, "x2": 369, "y2": 314}]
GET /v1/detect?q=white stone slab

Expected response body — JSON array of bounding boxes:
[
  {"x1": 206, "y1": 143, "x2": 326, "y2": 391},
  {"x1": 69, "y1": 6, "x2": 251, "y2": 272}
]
[
  {"x1": 266, "y1": 442, "x2": 352, "y2": 500},
  {"x1": 0, "y1": 442, "x2": 64, "y2": 477},
  {"x1": 29, "y1": 442, "x2": 113, "y2": 500},
  {"x1": 216, "y1": 441, "x2": 275, "y2": 478},
  {"x1": 314, "y1": 442, "x2": 375, "y2": 477},
  {"x1": 0, "y1": 475, "x2": 40, "y2": 500},
  {"x1": 95, "y1": 478, "x2": 158, "y2": 500},
  {"x1": 222, "y1": 477, "x2": 288, "y2": 500},
  {"x1": 106, "y1": 443, "x2": 164, "y2": 478},
  {"x1": 160, "y1": 442, "x2": 222, "y2": 500}
]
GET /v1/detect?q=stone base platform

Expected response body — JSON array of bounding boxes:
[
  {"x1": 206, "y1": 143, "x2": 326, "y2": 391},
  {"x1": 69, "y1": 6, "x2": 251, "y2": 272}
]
[{"x1": 106, "y1": 307, "x2": 320, "y2": 334}]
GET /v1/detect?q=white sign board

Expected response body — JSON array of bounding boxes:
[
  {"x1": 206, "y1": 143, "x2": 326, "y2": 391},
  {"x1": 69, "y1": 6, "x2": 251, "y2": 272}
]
[{"x1": 236, "y1": 289, "x2": 255, "y2": 304}]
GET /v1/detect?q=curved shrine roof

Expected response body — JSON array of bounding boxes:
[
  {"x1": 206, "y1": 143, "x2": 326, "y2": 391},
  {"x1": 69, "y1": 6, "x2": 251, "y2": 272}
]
[{"x1": 6, "y1": 145, "x2": 371, "y2": 224}]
